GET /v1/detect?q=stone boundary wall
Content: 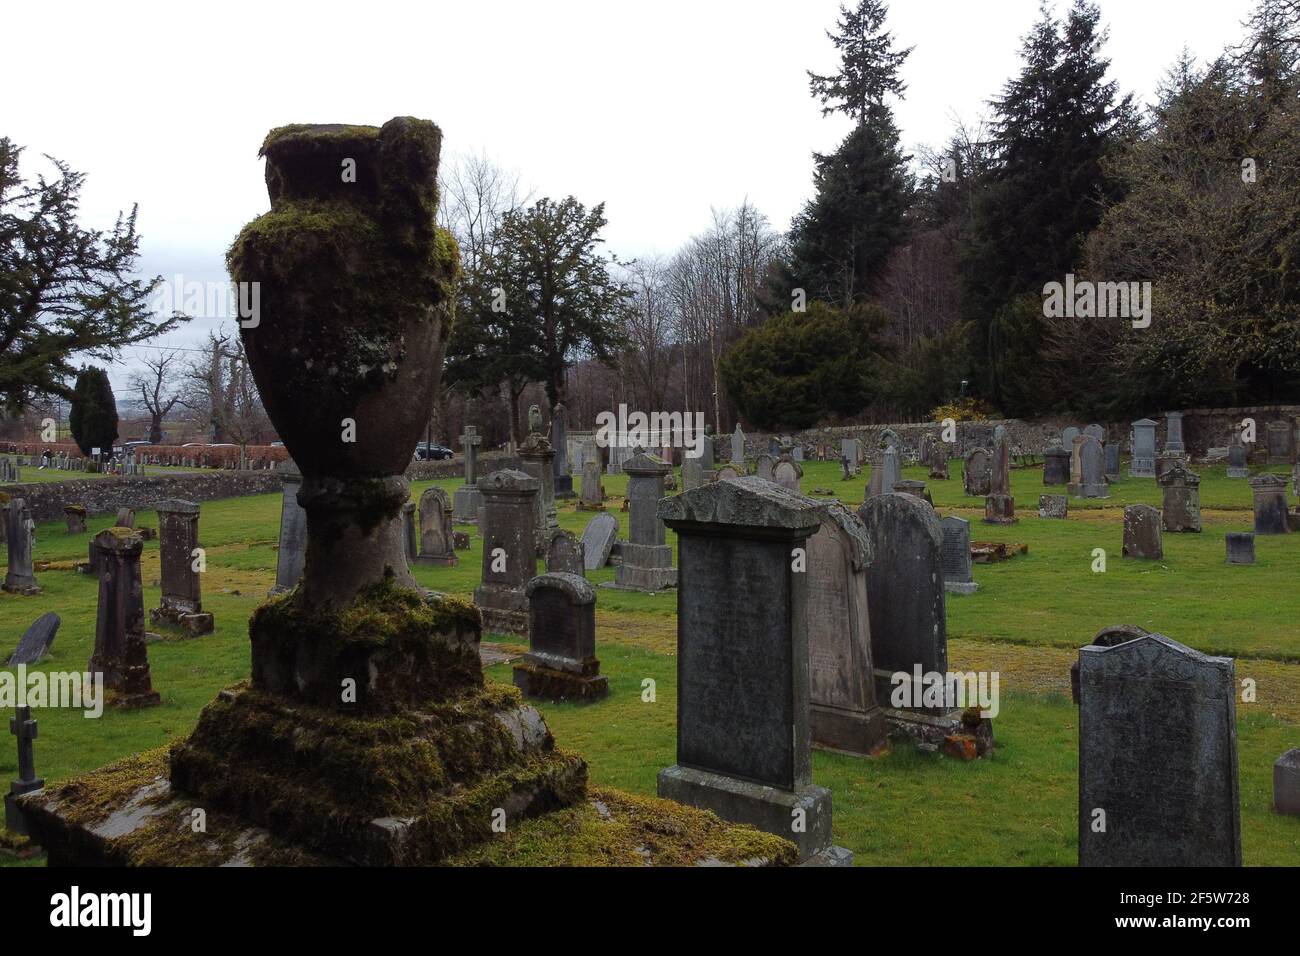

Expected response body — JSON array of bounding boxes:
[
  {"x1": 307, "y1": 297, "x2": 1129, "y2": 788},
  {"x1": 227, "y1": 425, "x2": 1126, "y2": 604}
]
[
  {"x1": 1, "y1": 471, "x2": 284, "y2": 522},
  {"x1": 717, "y1": 406, "x2": 1300, "y2": 463},
  {"x1": 405, "y1": 451, "x2": 519, "y2": 481}
]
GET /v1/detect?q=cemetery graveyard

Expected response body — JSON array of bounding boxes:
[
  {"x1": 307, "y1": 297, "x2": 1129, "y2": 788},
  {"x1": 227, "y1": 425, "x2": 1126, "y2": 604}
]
[{"x1": 3, "y1": 1, "x2": 1300, "y2": 892}]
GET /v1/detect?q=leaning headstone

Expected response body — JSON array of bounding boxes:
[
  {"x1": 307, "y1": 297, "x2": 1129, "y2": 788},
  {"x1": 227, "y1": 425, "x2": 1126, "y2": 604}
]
[
  {"x1": 149, "y1": 499, "x2": 214, "y2": 636},
  {"x1": 962, "y1": 448, "x2": 991, "y2": 497},
  {"x1": 269, "y1": 458, "x2": 306, "y2": 596},
  {"x1": 453, "y1": 424, "x2": 484, "y2": 522},
  {"x1": 6, "y1": 612, "x2": 60, "y2": 666},
  {"x1": 88, "y1": 529, "x2": 161, "y2": 708},
  {"x1": 611, "y1": 450, "x2": 676, "y2": 590},
  {"x1": 1249, "y1": 473, "x2": 1290, "y2": 535},
  {"x1": 512, "y1": 572, "x2": 607, "y2": 700},
  {"x1": 940, "y1": 516, "x2": 977, "y2": 595},
  {"x1": 1158, "y1": 459, "x2": 1202, "y2": 532},
  {"x1": 551, "y1": 403, "x2": 573, "y2": 498},
  {"x1": 657, "y1": 477, "x2": 850, "y2": 865},
  {"x1": 772, "y1": 457, "x2": 802, "y2": 494},
  {"x1": 1122, "y1": 504, "x2": 1163, "y2": 559},
  {"x1": 581, "y1": 511, "x2": 619, "y2": 572},
  {"x1": 473, "y1": 469, "x2": 540, "y2": 635},
  {"x1": 1038, "y1": 494, "x2": 1068, "y2": 519},
  {"x1": 1130, "y1": 418, "x2": 1157, "y2": 477},
  {"x1": 3, "y1": 499, "x2": 39, "y2": 595},
  {"x1": 4, "y1": 705, "x2": 43, "y2": 836},
  {"x1": 1226, "y1": 532, "x2": 1255, "y2": 565},
  {"x1": 544, "y1": 528, "x2": 585, "y2": 576},
  {"x1": 1275, "y1": 750, "x2": 1300, "y2": 816},
  {"x1": 579, "y1": 439, "x2": 604, "y2": 511},
  {"x1": 63, "y1": 504, "x2": 87, "y2": 533},
  {"x1": 415, "y1": 486, "x2": 456, "y2": 566},
  {"x1": 807, "y1": 504, "x2": 888, "y2": 755},
  {"x1": 730, "y1": 425, "x2": 745, "y2": 465},
  {"x1": 857, "y1": 493, "x2": 958, "y2": 744},
  {"x1": 1076, "y1": 627, "x2": 1240, "y2": 866},
  {"x1": 1226, "y1": 432, "x2": 1249, "y2": 478}
]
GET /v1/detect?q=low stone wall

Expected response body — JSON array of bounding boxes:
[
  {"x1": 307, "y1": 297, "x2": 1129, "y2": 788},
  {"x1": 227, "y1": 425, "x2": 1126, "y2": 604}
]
[
  {"x1": 405, "y1": 451, "x2": 519, "y2": 481},
  {"x1": 2, "y1": 471, "x2": 285, "y2": 522}
]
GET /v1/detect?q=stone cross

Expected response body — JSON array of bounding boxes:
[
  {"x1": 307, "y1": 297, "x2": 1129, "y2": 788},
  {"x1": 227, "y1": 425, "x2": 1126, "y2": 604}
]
[
  {"x1": 5, "y1": 705, "x2": 43, "y2": 834},
  {"x1": 454, "y1": 425, "x2": 485, "y2": 523},
  {"x1": 460, "y1": 425, "x2": 483, "y2": 484}
]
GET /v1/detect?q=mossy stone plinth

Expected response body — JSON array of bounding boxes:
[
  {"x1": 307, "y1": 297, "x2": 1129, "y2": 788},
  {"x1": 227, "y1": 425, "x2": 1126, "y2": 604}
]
[
  {"x1": 249, "y1": 579, "x2": 483, "y2": 711},
  {"x1": 512, "y1": 660, "x2": 609, "y2": 702},
  {"x1": 168, "y1": 683, "x2": 587, "y2": 865}
]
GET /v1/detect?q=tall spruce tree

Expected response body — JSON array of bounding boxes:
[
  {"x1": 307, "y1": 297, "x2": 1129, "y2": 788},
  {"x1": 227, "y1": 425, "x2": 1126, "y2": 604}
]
[
  {"x1": 785, "y1": 0, "x2": 913, "y2": 306},
  {"x1": 960, "y1": 0, "x2": 1134, "y2": 413}
]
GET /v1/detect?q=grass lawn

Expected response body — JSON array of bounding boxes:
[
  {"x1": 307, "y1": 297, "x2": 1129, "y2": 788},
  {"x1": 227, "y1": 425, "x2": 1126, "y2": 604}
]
[
  {"x1": 0, "y1": 455, "x2": 199, "y2": 482},
  {"x1": 2, "y1": 456, "x2": 1298, "y2": 865}
]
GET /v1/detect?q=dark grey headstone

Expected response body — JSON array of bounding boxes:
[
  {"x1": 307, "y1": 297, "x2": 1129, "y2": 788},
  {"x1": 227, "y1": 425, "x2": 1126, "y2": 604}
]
[
  {"x1": 857, "y1": 493, "x2": 948, "y2": 707},
  {"x1": 1130, "y1": 419, "x2": 1157, "y2": 478},
  {"x1": 1249, "y1": 473, "x2": 1289, "y2": 535},
  {"x1": 940, "y1": 516, "x2": 976, "y2": 594},
  {"x1": 1225, "y1": 532, "x2": 1255, "y2": 565},
  {"x1": 473, "y1": 470, "x2": 541, "y2": 635},
  {"x1": 1043, "y1": 446, "x2": 1070, "y2": 485},
  {"x1": 1077, "y1": 628, "x2": 1240, "y2": 866},
  {"x1": 962, "y1": 448, "x2": 991, "y2": 497},
  {"x1": 545, "y1": 528, "x2": 585, "y2": 576},
  {"x1": 1158, "y1": 459, "x2": 1202, "y2": 532},
  {"x1": 1275, "y1": 749, "x2": 1300, "y2": 816},
  {"x1": 6, "y1": 612, "x2": 59, "y2": 665},
  {"x1": 270, "y1": 465, "x2": 306, "y2": 595}
]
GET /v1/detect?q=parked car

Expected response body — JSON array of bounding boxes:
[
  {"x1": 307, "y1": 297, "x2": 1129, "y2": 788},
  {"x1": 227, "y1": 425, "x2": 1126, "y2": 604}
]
[{"x1": 414, "y1": 441, "x2": 454, "y2": 461}]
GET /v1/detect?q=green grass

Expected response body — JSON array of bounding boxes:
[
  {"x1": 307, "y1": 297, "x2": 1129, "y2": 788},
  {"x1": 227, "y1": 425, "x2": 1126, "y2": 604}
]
[
  {"x1": 2, "y1": 458, "x2": 1299, "y2": 866},
  {"x1": 0, "y1": 455, "x2": 199, "y2": 482}
]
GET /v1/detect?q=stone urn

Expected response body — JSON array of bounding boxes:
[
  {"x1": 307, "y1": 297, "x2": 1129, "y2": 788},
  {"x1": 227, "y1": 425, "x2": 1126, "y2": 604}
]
[{"x1": 228, "y1": 118, "x2": 461, "y2": 610}]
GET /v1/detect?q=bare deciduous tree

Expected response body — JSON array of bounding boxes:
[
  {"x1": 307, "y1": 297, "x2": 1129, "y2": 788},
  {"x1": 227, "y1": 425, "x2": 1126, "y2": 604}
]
[{"x1": 128, "y1": 349, "x2": 182, "y2": 444}]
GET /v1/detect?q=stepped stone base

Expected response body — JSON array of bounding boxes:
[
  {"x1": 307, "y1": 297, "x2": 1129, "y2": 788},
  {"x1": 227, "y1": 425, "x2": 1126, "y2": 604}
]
[
  {"x1": 512, "y1": 659, "x2": 608, "y2": 702},
  {"x1": 150, "y1": 605, "x2": 214, "y2": 636}
]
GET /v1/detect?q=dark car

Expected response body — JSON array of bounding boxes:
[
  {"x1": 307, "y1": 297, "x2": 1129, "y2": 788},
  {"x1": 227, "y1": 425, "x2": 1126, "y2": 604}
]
[{"x1": 414, "y1": 442, "x2": 454, "y2": 461}]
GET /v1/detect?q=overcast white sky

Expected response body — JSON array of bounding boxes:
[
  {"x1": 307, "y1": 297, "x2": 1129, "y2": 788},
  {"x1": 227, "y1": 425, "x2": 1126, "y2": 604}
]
[{"x1": 2, "y1": 0, "x2": 1258, "y2": 399}]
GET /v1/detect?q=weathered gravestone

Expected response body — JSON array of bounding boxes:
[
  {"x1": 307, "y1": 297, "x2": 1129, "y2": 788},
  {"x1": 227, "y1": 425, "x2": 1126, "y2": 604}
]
[
  {"x1": 893, "y1": 479, "x2": 932, "y2": 506},
  {"x1": 1158, "y1": 459, "x2": 1201, "y2": 532},
  {"x1": 581, "y1": 511, "x2": 619, "y2": 572},
  {"x1": 681, "y1": 454, "x2": 705, "y2": 492},
  {"x1": 415, "y1": 486, "x2": 456, "y2": 566},
  {"x1": 269, "y1": 457, "x2": 306, "y2": 596},
  {"x1": 453, "y1": 424, "x2": 484, "y2": 522},
  {"x1": 579, "y1": 439, "x2": 604, "y2": 510},
  {"x1": 928, "y1": 436, "x2": 950, "y2": 480},
  {"x1": 518, "y1": 426, "x2": 558, "y2": 551},
  {"x1": 1275, "y1": 750, "x2": 1300, "y2": 816},
  {"x1": 1104, "y1": 443, "x2": 1121, "y2": 479},
  {"x1": 551, "y1": 403, "x2": 573, "y2": 498},
  {"x1": 1076, "y1": 626, "x2": 1240, "y2": 866},
  {"x1": 658, "y1": 477, "x2": 851, "y2": 865},
  {"x1": 1162, "y1": 411, "x2": 1186, "y2": 454},
  {"x1": 64, "y1": 504, "x2": 87, "y2": 533},
  {"x1": 772, "y1": 457, "x2": 802, "y2": 494},
  {"x1": 4, "y1": 705, "x2": 43, "y2": 835},
  {"x1": 1122, "y1": 504, "x2": 1163, "y2": 560},
  {"x1": 701, "y1": 424, "x2": 715, "y2": 471},
  {"x1": 1130, "y1": 419, "x2": 1157, "y2": 477},
  {"x1": 1267, "y1": 420, "x2": 1294, "y2": 464},
  {"x1": 841, "y1": 438, "x2": 860, "y2": 475},
  {"x1": 149, "y1": 499, "x2": 214, "y2": 636},
  {"x1": 1042, "y1": 444, "x2": 1070, "y2": 485},
  {"x1": 867, "y1": 445, "x2": 900, "y2": 498},
  {"x1": 940, "y1": 516, "x2": 977, "y2": 595},
  {"x1": 1072, "y1": 435, "x2": 1109, "y2": 498},
  {"x1": 1227, "y1": 431, "x2": 1249, "y2": 478},
  {"x1": 512, "y1": 572, "x2": 607, "y2": 700},
  {"x1": 1084, "y1": 424, "x2": 1105, "y2": 443},
  {"x1": 1061, "y1": 426, "x2": 1080, "y2": 451},
  {"x1": 857, "y1": 493, "x2": 960, "y2": 745},
  {"x1": 984, "y1": 425, "x2": 1015, "y2": 524},
  {"x1": 1038, "y1": 494, "x2": 1068, "y2": 519},
  {"x1": 754, "y1": 453, "x2": 775, "y2": 481},
  {"x1": 88, "y1": 529, "x2": 161, "y2": 709},
  {"x1": 730, "y1": 425, "x2": 745, "y2": 464},
  {"x1": 1225, "y1": 532, "x2": 1255, "y2": 565},
  {"x1": 962, "y1": 448, "x2": 991, "y2": 497},
  {"x1": 3, "y1": 498, "x2": 40, "y2": 595},
  {"x1": 544, "y1": 528, "x2": 585, "y2": 576},
  {"x1": 6, "y1": 612, "x2": 59, "y2": 666},
  {"x1": 401, "y1": 502, "x2": 418, "y2": 565},
  {"x1": 611, "y1": 450, "x2": 676, "y2": 590},
  {"x1": 807, "y1": 504, "x2": 888, "y2": 755},
  {"x1": 115, "y1": 507, "x2": 135, "y2": 528},
  {"x1": 1249, "y1": 473, "x2": 1290, "y2": 535},
  {"x1": 474, "y1": 470, "x2": 540, "y2": 635}
]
